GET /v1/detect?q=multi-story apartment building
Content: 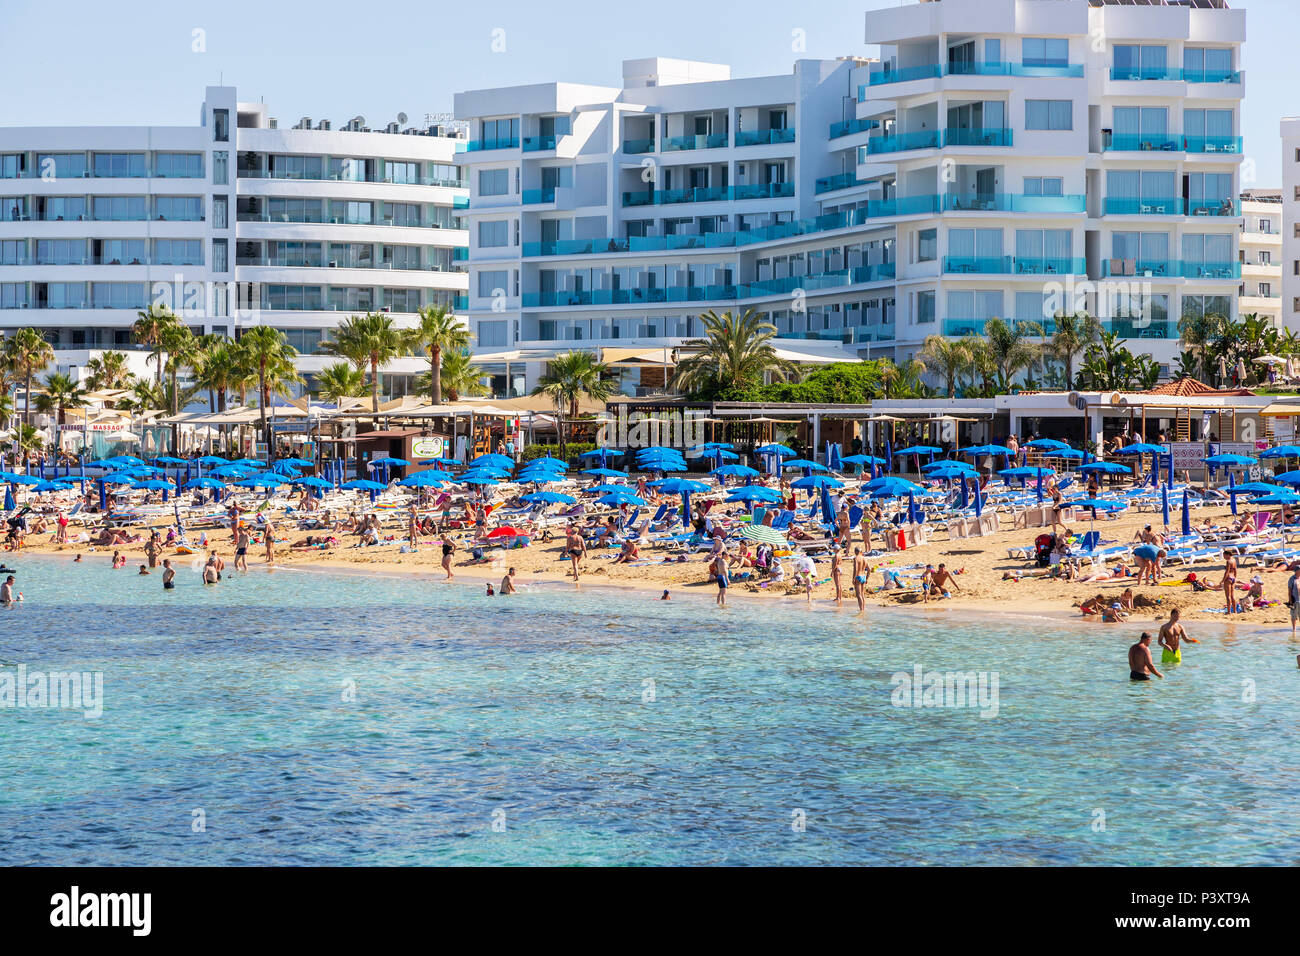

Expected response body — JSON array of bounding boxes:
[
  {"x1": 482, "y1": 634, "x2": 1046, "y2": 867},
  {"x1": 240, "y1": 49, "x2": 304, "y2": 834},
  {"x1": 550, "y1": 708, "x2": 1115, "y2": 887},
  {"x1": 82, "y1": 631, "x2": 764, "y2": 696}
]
[
  {"x1": 1281, "y1": 117, "x2": 1300, "y2": 333},
  {"x1": 0, "y1": 87, "x2": 469, "y2": 394},
  {"x1": 1238, "y1": 188, "x2": 1282, "y2": 327},
  {"x1": 456, "y1": 0, "x2": 1245, "y2": 393}
]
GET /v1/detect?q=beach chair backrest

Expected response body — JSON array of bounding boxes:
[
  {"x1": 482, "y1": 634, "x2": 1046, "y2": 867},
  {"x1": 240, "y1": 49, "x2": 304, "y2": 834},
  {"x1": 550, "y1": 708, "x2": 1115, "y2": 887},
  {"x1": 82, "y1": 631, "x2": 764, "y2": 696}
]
[
  {"x1": 1080, "y1": 530, "x2": 1100, "y2": 552},
  {"x1": 848, "y1": 505, "x2": 863, "y2": 527},
  {"x1": 650, "y1": 503, "x2": 668, "y2": 523},
  {"x1": 752, "y1": 506, "x2": 766, "y2": 526},
  {"x1": 771, "y1": 511, "x2": 793, "y2": 531},
  {"x1": 1253, "y1": 512, "x2": 1269, "y2": 533},
  {"x1": 622, "y1": 508, "x2": 641, "y2": 530}
]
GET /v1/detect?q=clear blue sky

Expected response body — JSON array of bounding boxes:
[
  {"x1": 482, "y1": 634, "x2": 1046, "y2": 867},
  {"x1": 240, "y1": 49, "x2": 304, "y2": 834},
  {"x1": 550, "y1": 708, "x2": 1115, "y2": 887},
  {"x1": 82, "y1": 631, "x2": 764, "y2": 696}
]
[{"x1": 0, "y1": 0, "x2": 1288, "y2": 185}]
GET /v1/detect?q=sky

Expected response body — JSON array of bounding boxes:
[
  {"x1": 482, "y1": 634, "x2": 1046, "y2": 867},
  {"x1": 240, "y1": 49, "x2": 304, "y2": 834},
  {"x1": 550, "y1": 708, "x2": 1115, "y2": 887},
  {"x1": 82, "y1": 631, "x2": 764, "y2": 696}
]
[{"x1": 0, "y1": 0, "x2": 1290, "y2": 186}]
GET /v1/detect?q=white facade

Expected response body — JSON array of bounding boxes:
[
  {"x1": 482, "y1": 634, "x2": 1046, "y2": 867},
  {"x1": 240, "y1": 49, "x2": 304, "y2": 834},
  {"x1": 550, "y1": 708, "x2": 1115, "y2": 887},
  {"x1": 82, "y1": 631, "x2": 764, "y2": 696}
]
[
  {"x1": 455, "y1": 0, "x2": 1246, "y2": 392},
  {"x1": 0, "y1": 87, "x2": 469, "y2": 392},
  {"x1": 1282, "y1": 117, "x2": 1300, "y2": 332},
  {"x1": 1238, "y1": 189, "x2": 1282, "y2": 327}
]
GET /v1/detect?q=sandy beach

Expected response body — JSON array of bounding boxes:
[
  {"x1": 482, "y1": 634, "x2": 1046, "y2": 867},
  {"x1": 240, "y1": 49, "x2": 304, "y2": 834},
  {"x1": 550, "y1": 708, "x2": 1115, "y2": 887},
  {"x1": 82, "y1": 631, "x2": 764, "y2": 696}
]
[{"x1": 12, "y1": 492, "x2": 1298, "y2": 632}]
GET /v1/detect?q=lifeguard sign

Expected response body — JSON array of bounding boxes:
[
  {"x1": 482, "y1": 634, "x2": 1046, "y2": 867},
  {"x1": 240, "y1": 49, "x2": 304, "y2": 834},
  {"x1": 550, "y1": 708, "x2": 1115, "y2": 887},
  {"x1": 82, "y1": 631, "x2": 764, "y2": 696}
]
[{"x1": 411, "y1": 436, "x2": 445, "y2": 459}]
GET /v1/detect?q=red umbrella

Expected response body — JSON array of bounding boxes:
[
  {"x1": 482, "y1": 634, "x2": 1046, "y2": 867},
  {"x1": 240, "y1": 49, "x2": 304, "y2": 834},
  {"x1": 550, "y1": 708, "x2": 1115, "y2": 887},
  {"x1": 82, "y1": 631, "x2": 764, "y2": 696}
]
[{"x1": 486, "y1": 526, "x2": 523, "y2": 538}]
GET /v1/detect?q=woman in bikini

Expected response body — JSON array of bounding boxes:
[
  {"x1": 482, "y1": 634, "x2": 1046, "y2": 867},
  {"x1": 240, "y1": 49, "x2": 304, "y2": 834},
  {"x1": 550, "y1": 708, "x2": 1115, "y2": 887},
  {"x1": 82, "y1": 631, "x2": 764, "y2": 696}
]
[
  {"x1": 1223, "y1": 552, "x2": 1239, "y2": 612},
  {"x1": 441, "y1": 532, "x2": 456, "y2": 580}
]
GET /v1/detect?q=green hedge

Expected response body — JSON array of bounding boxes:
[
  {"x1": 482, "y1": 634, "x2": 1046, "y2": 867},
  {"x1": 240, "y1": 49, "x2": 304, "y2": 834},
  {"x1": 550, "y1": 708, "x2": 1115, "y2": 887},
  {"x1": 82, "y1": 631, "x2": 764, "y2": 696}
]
[{"x1": 520, "y1": 443, "x2": 596, "y2": 464}]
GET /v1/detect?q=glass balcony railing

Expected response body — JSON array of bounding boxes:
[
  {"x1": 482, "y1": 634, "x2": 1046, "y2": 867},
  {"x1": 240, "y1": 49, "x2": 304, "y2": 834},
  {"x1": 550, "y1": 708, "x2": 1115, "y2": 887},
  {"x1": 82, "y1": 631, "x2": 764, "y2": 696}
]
[
  {"x1": 829, "y1": 117, "x2": 877, "y2": 139},
  {"x1": 1106, "y1": 318, "x2": 1171, "y2": 339},
  {"x1": 620, "y1": 182, "x2": 793, "y2": 207},
  {"x1": 944, "y1": 318, "x2": 1056, "y2": 337},
  {"x1": 1109, "y1": 66, "x2": 1183, "y2": 82},
  {"x1": 734, "y1": 129, "x2": 796, "y2": 147},
  {"x1": 943, "y1": 256, "x2": 1084, "y2": 276},
  {"x1": 864, "y1": 130, "x2": 941, "y2": 155},
  {"x1": 1183, "y1": 136, "x2": 1242, "y2": 154},
  {"x1": 867, "y1": 64, "x2": 943, "y2": 86},
  {"x1": 522, "y1": 135, "x2": 558, "y2": 152},
  {"x1": 1178, "y1": 261, "x2": 1240, "y2": 280},
  {"x1": 815, "y1": 173, "x2": 862, "y2": 194},
  {"x1": 1102, "y1": 259, "x2": 1177, "y2": 278},
  {"x1": 522, "y1": 187, "x2": 556, "y2": 204},
  {"x1": 943, "y1": 193, "x2": 1087, "y2": 213},
  {"x1": 795, "y1": 325, "x2": 895, "y2": 344},
  {"x1": 622, "y1": 138, "x2": 655, "y2": 154},
  {"x1": 452, "y1": 247, "x2": 469, "y2": 261},
  {"x1": 1183, "y1": 68, "x2": 1241, "y2": 84},
  {"x1": 1102, "y1": 198, "x2": 1181, "y2": 216},
  {"x1": 942, "y1": 127, "x2": 1013, "y2": 147},
  {"x1": 662, "y1": 133, "x2": 728, "y2": 151},
  {"x1": 1106, "y1": 134, "x2": 1182, "y2": 152},
  {"x1": 465, "y1": 137, "x2": 519, "y2": 152},
  {"x1": 1187, "y1": 198, "x2": 1240, "y2": 217}
]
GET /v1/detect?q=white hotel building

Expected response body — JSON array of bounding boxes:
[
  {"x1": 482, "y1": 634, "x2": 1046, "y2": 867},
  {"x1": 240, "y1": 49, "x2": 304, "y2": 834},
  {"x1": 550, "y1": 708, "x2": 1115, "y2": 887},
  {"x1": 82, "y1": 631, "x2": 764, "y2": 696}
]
[
  {"x1": 1238, "y1": 188, "x2": 1282, "y2": 327},
  {"x1": 456, "y1": 0, "x2": 1245, "y2": 393},
  {"x1": 0, "y1": 87, "x2": 469, "y2": 393}
]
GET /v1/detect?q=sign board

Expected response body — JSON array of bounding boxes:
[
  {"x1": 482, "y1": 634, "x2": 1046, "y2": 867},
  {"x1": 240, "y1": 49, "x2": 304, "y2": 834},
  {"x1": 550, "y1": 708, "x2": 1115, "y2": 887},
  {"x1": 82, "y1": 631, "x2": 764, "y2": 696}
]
[
  {"x1": 1169, "y1": 441, "x2": 1205, "y2": 476},
  {"x1": 1274, "y1": 419, "x2": 1294, "y2": 443},
  {"x1": 411, "y1": 437, "x2": 445, "y2": 459},
  {"x1": 271, "y1": 421, "x2": 310, "y2": 433}
]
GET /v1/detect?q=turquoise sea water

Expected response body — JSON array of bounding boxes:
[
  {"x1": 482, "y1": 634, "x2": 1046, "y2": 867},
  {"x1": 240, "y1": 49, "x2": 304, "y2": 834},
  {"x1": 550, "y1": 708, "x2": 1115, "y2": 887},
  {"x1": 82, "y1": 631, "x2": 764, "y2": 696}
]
[{"x1": 1, "y1": 554, "x2": 1298, "y2": 865}]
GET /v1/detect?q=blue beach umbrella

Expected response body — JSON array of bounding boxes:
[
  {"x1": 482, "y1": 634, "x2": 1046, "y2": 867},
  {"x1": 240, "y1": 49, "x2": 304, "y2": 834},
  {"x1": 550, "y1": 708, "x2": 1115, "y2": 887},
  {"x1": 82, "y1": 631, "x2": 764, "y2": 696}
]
[
  {"x1": 195, "y1": 456, "x2": 229, "y2": 466},
  {"x1": 1203, "y1": 453, "x2": 1258, "y2": 467},
  {"x1": 420, "y1": 457, "x2": 462, "y2": 468},
  {"x1": 792, "y1": 474, "x2": 845, "y2": 491},
  {"x1": 521, "y1": 491, "x2": 577, "y2": 505},
  {"x1": 460, "y1": 476, "x2": 499, "y2": 486},
  {"x1": 712, "y1": 464, "x2": 760, "y2": 479},
  {"x1": 754, "y1": 443, "x2": 795, "y2": 457},
  {"x1": 1078, "y1": 461, "x2": 1131, "y2": 475},
  {"x1": 370, "y1": 456, "x2": 409, "y2": 467},
  {"x1": 972, "y1": 480, "x2": 983, "y2": 516},
  {"x1": 864, "y1": 476, "x2": 924, "y2": 496},
  {"x1": 184, "y1": 477, "x2": 225, "y2": 491},
  {"x1": 395, "y1": 473, "x2": 446, "y2": 488},
  {"x1": 1024, "y1": 438, "x2": 1070, "y2": 451},
  {"x1": 470, "y1": 453, "x2": 514, "y2": 468},
  {"x1": 3, "y1": 486, "x2": 14, "y2": 512},
  {"x1": 1182, "y1": 488, "x2": 1192, "y2": 536},
  {"x1": 34, "y1": 480, "x2": 73, "y2": 493},
  {"x1": 820, "y1": 484, "x2": 835, "y2": 525},
  {"x1": 726, "y1": 486, "x2": 782, "y2": 503},
  {"x1": 596, "y1": 492, "x2": 647, "y2": 506},
  {"x1": 1252, "y1": 492, "x2": 1300, "y2": 506},
  {"x1": 291, "y1": 475, "x2": 335, "y2": 489},
  {"x1": 235, "y1": 474, "x2": 287, "y2": 489},
  {"x1": 1228, "y1": 469, "x2": 1238, "y2": 516},
  {"x1": 581, "y1": 467, "x2": 629, "y2": 478},
  {"x1": 1161, "y1": 485, "x2": 1170, "y2": 527}
]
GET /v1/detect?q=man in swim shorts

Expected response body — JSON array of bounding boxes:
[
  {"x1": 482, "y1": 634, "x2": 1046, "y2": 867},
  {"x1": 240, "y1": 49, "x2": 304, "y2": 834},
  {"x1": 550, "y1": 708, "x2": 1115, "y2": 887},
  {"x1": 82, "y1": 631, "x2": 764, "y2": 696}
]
[
  {"x1": 712, "y1": 551, "x2": 730, "y2": 607},
  {"x1": 931, "y1": 563, "x2": 960, "y2": 598},
  {"x1": 1128, "y1": 632, "x2": 1163, "y2": 681},
  {"x1": 162, "y1": 559, "x2": 175, "y2": 590},
  {"x1": 234, "y1": 525, "x2": 249, "y2": 572},
  {"x1": 0, "y1": 575, "x2": 14, "y2": 605},
  {"x1": 1157, "y1": 608, "x2": 1195, "y2": 664}
]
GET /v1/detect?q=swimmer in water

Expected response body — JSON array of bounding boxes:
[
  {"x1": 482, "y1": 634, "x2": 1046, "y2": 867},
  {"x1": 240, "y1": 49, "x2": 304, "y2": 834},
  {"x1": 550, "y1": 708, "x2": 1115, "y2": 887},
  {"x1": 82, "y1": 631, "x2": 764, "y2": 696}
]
[
  {"x1": 501, "y1": 567, "x2": 517, "y2": 595},
  {"x1": 162, "y1": 559, "x2": 176, "y2": 590},
  {"x1": 1128, "y1": 632, "x2": 1164, "y2": 681},
  {"x1": 0, "y1": 575, "x2": 15, "y2": 605}
]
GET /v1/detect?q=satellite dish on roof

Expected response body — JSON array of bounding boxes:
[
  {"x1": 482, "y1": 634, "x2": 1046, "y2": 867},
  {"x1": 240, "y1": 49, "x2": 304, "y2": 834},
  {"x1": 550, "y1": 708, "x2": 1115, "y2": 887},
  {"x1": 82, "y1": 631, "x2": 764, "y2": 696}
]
[{"x1": 397, "y1": 112, "x2": 408, "y2": 125}]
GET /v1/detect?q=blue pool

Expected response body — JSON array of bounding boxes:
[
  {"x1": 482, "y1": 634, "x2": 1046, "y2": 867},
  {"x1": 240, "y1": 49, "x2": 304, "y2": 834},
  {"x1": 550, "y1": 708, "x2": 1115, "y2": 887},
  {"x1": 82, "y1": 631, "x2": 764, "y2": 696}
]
[{"x1": 1, "y1": 555, "x2": 1298, "y2": 865}]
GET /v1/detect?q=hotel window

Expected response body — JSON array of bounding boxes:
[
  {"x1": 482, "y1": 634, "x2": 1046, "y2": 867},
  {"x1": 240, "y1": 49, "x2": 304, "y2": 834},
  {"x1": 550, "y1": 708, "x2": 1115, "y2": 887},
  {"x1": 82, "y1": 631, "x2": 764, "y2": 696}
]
[
  {"x1": 266, "y1": 198, "x2": 320, "y2": 223},
  {"x1": 96, "y1": 239, "x2": 145, "y2": 265},
  {"x1": 92, "y1": 153, "x2": 147, "y2": 178},
  {"x1": 212, "y1": 239, "x2": 228, "y2": 273},
  {"x1": 93, "y1": 195, "x2": 146, "y2": 221},
  {"x1": 479, "y1": 168, "x2": 509, "y2": 196},
  {"x1": 1025, "y1": 100, "x2": 1072, "y2": 131},
  {"x1": 1184, "y1": 47, "x2": 1233, "y2": 83},
  {"x1": 0, "y1": 283, "x2": 29, "y2": 308},
  {"x1": 153, "y1": 239, "x2": 204, "y2": 266},
  {"x1": 383, "y1": 288, "x2": 421, "y2": 312},
  {"x1": 1260, "y1": 282, "x2": 1272, "y2": 297},
  {"x1": 386, "y1": 161, "x2": 419, "y2": 185},
  {"x1": 213, "y1": 150, "x2": 228, "y2": 185},
  {"x1": 91, "y1": 282, "x2": 148, "y2": 309},
  {"x1": 1261, "y1": 251, "x2": 1271, "y2": 265},
  {"x1": 155, "y1": 196, "x2": 202, "y2": 221},
  {"x1": 478, "y1": 270, "x2": 508, "y2": 297},
  {"x1": 36, "y1": 153, "x2": 88, "y2": 179},
  {"x1": 36, "y1": 196, "x2": 87, "y2": 221},
  {"x1": 1022, "y1": 38, "x2": 1068, "y2": 68},
  {"x1": 154, "y1": 152, "x2": 204, "y2": 178},
  {"x1": 479, "y1": 220, "x2": 507, "y2": 248},
  {"x1": 264, "y1": 285, "x2": 324, "y2": 310},
  {"x1": 478, "y1": 320, "x2": 507, "y2": 347},
  {"x1": 383, "y1": 202, "x2": 420, "y2": 227},
  {"x1": 381, "y1": 244, "x2": 421, "y2": 270},
  {"x1": 213, "y1": 109, "x2": 229, "y2": 142},
  {"x1": 769, "y1": 109, "x2": 788, "y2": 130},
  {"x1": 212, "y1": 195, "x2": 228, "y2": 229},
  {"x1": 269, "y1": 154, "x2": 323, "y2": 180},
  {"x1": 1023, "y1": 177, "x2": 1063, "y2": 197},
  {"x1": 1113, "y1": 44, "x2": 1168, "y2": 79},
  {"x1": 0, "y1": 154, "x2": 25, "y2": 179},
  {"x1": 480, "y1": 118, "x2": 520, "y2": 148},
  {"x1": 0, "y1": 240, "x2": 25, "y2": 265},
  {"x1": 916, "y1": 290, "x2": 935, "y2": 324},
  {"x1": 36, "y1": 239, "x2": 86, "y2": 265},
  {"x1": 0, "y1": 198, "x2": 24, "y2": 221}
]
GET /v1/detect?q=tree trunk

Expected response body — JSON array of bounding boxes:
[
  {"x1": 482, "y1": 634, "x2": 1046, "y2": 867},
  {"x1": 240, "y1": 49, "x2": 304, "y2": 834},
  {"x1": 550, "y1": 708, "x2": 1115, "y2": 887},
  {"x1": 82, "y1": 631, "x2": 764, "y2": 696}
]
[
  {"x1": 170, "y1": 368, "x2": 180, "y2": 454},
  {"x1": 431, "y1": 345, "x2": 443, "y2": 405},
  {"x1": 370, "y1": 356, "x2": 380, "y2": 430},
  {"x1": 258, "y1": 366, "x2": 271, "y2": 464},
  {"x1": 23, "y1": 369, "x2": 32, "y2": 426}
]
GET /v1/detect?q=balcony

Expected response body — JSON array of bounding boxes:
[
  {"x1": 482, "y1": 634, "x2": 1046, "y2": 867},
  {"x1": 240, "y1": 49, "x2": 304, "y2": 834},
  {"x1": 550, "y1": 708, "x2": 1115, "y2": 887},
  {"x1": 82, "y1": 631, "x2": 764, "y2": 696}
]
[
  {"x1": 866, "y1": 64, "x2": 943, "y2": 87},
  {"x1": 620, "y1": 182, "x2": 793, "y2": 207},
  {"x1": 734, "y1": 129, "x2": 795, "y2": 147},
  {"x1": 1184, "y1": 136, "x2": 1242, "y2": 154},
  {"x1": 1106, "y1": 135, "x2": 1182, "y2": 153},
  {"x1": 662, "y1": 133, "x2": 728, "y2": 152},
  {"x1": 1106, "y1": 318, "x2": 1172, "y2": 339},
  {"x1": 522, "y1": 187, "x2": 556, "y2": 204},
  {"x1": 1102, "y1": 197, "x2": 1182, "y2": 216},
  {"x1": 622, "y1": 138, "x2": 655, "y2": 154},
  {"x1": 942, "y1": 127, "x2": 1013, "y2": 148},
  {"x1": 863, "y1": 130, "x2": 941, "y2": 156},
  {"x1": 829, "y1": 118, "x2": 877, "y2": 139},
  {"x1": 522, "y1": 135, "x2": 558, "y2": 152},
  {"x1": 1178, "y1": 261, "x2": 1240, "y2": 280},
  {"x1": 943, "y1": 193, "x2": 1087, "y2": 214},
  {"x1": 1109, "y1": 66, "x2": 1182, "y2": 82},
  {"x1": 815, "y1": 173, "x2": 862, "y2": 194},
  {"x1": 465, "y1": 137, "x2": 519, "y2": 152},
  {"x1": 942, "y1": 256, "x2": 1084, "y2": 276},
  {"x1": 795, "y1": 325, "x2": 895, "y2": 345},
  {"x1": 865, "y1": 61, "x2": 1081, "y2": 90},
  {"x1": 1188, "y1": 198, "x2": 1240, "y2": 217}
]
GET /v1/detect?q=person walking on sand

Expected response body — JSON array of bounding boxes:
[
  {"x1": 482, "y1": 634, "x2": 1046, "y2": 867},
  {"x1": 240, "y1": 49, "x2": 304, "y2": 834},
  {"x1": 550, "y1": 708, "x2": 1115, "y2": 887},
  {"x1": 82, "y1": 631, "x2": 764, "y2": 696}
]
[
  {"x1": 712, "y1": 551, "x2": 730, "y2": 607},
  {"x1": 1157, "y1": 608, "x2": 1197, "y2": 665},
  {"x1": 234, "y1": 525, "x2": 249, "y2": 572},
  {"x1": 1289, "y1": 565, "x2": 1300, "y2": 638},
  {"x1": 1128, "y1": 632, "x2": 1163, "y2": 681},
  {"x1": 852, "y1": 547, "x2": 870, "y2": 613},
  {"x1": 830, "y1": 550, "x2": 844, "y2": 607},
  {"x1": 263, "y1": 518, "x2": 276, "y2": 567},
  {"x1": 565, "y1": 525, "x2": 586, "y2": 581},
  {"x1": 440, "y1": 531, "x2": 456, "y2": 580}
]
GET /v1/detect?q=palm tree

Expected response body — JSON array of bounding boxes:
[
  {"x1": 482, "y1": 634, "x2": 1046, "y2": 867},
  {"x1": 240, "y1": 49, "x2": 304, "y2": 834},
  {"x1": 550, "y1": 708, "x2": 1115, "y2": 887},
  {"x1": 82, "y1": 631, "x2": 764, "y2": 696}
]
[
  {"x1": 670, "y1": 308, "x2": 796, "y2": 396},
  {"x1": 2, "y1": 327, "x2": 55, "y2": 429},
  {"x1": 407, "y1": 304, "x2": 470, "y2": 404},
  {"x1": 84, "y1": 350, "x2": 132, "y2": 394},
  {"x1": 876, "y1": 357, "x2": 927, "y2": 399},
  {"x1": 321, "y1": 312, "x2": 407, "y2": 421},
  {"x1": 1049, "y1": 311, "x2": 1102, "y2": 389},
  {"x1": 159, "y1": 322, "x2": 197, "y2": 452},
  {"x1": 983, "y1": 317, "x2": 1044, "y2": 391},
  {"x1": 961, "y1": 335, "x2": 996, "y2": 396},
  {"x1": 0, "y1": 393, "x2": 14, "y2": 435},
  {"x1": 132, "y1": 304, "x2": 179, "y2": 384},
  {"x1": 1177, "y1": 311, "x2": 1229, "y2": 384},
  {"x1": 532, "y1": 350, "x2": 619, "y2": 457},
  {"x1": 417, "y1": 348, "x2": 487, "y2": 403},
  {"x1": 919, "y1": 335, "x2": 970, "y2": 396},
  {"x1": 315, "y1": 362, "x2": 367, "y2": 403},
  {"x1": 34, "y1": 371, "x2": 87, "y2": 426},
  {"x1": 238, "y1": 327, "x2": 303, "y2": 464}
]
